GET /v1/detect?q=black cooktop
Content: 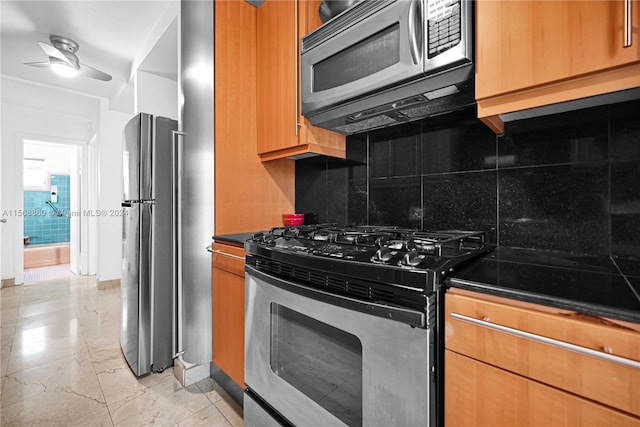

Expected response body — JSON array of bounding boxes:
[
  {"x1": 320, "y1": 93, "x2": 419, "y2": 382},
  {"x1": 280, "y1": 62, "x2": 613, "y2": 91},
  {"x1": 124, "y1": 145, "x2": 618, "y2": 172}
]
[{"x1": 245, "y1": 225, "x2": 493, "y2": 305}]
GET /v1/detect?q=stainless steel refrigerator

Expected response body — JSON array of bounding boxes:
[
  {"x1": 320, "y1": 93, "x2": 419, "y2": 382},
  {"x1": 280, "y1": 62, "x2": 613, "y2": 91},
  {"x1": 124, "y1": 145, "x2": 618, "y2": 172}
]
[{"x1": 120, "y1": 113, "x2": 177, "y2": 377}]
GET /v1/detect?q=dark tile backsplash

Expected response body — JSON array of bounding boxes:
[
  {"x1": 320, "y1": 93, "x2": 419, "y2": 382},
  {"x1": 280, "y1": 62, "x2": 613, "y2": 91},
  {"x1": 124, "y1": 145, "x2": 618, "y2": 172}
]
[
  {"x1": 498, "y1": 164, "x2": 609, "y2": 254},
  {"x1": 422, "y1": 170, "x2": 497, "y2": 240},
  {"x1": 295, "y1": 100, "x2": 640, "y2": 257}
]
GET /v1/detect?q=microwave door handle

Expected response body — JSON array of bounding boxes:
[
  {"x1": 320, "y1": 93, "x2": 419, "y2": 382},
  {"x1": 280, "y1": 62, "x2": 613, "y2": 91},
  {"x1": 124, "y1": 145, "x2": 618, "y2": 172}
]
[{"x1": 408, "y1": 0, "x2": 423, "y2": 64}]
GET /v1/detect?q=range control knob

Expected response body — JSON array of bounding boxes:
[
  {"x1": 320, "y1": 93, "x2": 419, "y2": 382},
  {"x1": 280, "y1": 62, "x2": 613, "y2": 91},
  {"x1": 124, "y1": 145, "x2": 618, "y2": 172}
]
[
  {"x1": 372, "y1": 247, "x2": 393, "y2": 263},
  {"x1": 402, "y1": 249, "x2": 423, "y2": 267}
]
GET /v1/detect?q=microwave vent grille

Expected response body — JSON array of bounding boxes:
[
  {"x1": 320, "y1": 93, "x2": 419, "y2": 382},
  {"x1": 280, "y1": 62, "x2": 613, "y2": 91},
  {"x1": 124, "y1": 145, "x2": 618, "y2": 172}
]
[
  {"x1": 302, "y1": 0, "x2": 394, "y2": 52},
  {"x1": 335, "y1": 115, "x2": 397, "y2": 134},
  {"x1": 400, "y1": 99, "x2": 454, "y2": 119}
]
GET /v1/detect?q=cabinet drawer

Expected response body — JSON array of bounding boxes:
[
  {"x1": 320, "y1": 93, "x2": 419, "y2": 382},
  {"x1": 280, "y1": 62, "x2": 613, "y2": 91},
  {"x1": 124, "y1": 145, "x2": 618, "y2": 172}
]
[
  {"x1": 445, "y1": 290, "x2": 640, "y2": 417},
  {"x1": 446, "y1": 350, "x2": 640, "y2": 427},
  {"x1": 211, "y1": 242, "x2": 246, "y2": 277}
]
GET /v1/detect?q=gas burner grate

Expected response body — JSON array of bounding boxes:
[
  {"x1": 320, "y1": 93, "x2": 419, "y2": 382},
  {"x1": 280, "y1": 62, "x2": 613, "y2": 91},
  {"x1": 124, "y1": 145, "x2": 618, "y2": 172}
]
[{"x1": 253, "y1": 226, "x2": 488, "y2": 257}]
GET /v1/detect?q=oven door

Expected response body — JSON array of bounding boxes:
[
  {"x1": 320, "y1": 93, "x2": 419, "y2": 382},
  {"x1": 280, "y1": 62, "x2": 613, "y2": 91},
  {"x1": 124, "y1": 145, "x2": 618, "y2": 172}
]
[
  {"x1": 301, "y1": 0, "x2": 425, "y2": 116},
  {"x1": 245, "y1": 265, "x2": 434, "y2": 427}
]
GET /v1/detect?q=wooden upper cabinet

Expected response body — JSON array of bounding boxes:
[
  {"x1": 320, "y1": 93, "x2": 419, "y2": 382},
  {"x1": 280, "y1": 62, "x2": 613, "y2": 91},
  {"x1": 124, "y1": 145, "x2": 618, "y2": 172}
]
[
  {"x1": 476, "y1": 0, "x2": 640, "y2": 134},
  {"x1": 256, "y1": 0, "x2": 346, "y2": 162}
]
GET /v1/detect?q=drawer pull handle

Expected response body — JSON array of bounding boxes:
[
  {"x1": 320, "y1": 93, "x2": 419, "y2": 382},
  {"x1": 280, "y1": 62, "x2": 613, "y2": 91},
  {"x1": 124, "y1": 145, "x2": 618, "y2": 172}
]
[
  {"x1": 450, "y1": 312, "x2": 640, "y2": 370},
  {"x1": 603, "y1": 346, "x2": 614, "y2": 354},
  {"x1": 624, "y1": 0, "x2": 632, "y2": 48},
  {"x1": 482, "y1": 315, "x2": 490, "y2": 322},
  {"x1": 211, "y1": 249, "x2": 245, "y2": 261}
]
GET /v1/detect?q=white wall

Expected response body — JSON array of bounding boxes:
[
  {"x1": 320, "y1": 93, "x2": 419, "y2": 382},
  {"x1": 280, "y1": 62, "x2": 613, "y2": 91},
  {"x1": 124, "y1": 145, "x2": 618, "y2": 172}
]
[
  {"x1": 136, "y1": 71, "x2": 178, "y2": 119},
  {"x1": 24, "y1": 141, "x2": 74, "y2": 175},
  {"x1": 1, "y1": 78, "x2": 97, "y2": 281},
  {"x1": 97, "y1": 101, "x2": 130, "y2": 282}
]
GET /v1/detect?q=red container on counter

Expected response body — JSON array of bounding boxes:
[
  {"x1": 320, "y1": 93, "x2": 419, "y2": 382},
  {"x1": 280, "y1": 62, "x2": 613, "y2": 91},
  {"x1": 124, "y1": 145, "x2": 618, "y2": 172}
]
[{"x1": 283, "y1": 213, "x2": 305, "y2": 226}]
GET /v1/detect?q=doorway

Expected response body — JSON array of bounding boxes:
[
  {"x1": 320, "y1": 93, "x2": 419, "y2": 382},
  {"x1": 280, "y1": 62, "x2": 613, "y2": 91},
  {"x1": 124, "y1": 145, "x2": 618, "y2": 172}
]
[{"x1": 21, "y1": 139, "x2": 95, "y2": 283}]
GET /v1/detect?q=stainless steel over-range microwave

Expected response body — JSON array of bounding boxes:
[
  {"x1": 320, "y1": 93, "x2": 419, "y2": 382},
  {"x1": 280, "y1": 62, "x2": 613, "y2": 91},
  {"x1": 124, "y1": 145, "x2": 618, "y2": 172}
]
[{"x1": 301, "y1": 0, "x2": 474, "y2": 135}]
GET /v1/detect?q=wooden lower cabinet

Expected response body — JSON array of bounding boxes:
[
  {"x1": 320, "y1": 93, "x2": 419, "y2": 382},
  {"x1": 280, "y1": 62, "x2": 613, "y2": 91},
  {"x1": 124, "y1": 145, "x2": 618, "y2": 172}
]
[
  {"x1": 211, "y1": 242, "x2": 246, "y2": 387},
  {"x1": 444, "y1": 289, "x2": 640, "y2": 426},
  {"x1": 445, "y1": 350, "x2": 640, "y2": 427}
]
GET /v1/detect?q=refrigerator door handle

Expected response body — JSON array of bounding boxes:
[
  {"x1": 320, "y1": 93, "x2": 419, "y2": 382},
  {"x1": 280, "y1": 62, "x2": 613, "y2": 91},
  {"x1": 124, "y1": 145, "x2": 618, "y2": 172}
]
[
  {"x1": 122, "y1": 199, "x2": 155, "y2": 205},
  {"x1": 172, "y1": 130, "x2": 187, "y2": 359}
]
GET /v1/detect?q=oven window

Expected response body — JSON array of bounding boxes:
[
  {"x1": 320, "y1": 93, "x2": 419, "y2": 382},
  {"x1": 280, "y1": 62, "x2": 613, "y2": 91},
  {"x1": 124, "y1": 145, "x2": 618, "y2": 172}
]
[
  {"x1": 270, "y1": 304, "x2": 363, "y2": 427},
  {"x1": 312, "y1": 23, "x2": 400, "y2": 92}
]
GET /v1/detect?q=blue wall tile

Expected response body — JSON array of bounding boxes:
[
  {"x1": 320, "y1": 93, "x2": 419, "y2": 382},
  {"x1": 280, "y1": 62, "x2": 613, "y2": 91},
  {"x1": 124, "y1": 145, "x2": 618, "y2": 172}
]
[{"x1": 24, "y1": 174, "x2": 71, "y2": 245}]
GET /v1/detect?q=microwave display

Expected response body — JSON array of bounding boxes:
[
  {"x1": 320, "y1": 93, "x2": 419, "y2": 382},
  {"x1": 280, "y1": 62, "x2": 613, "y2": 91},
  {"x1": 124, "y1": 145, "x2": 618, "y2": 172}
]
[
  {"x1": 427, "y1": 0, "x2": 461, "y2": 58},
  {"x1": 313, "y1": 24, "x2": 400, "y2": 93}
]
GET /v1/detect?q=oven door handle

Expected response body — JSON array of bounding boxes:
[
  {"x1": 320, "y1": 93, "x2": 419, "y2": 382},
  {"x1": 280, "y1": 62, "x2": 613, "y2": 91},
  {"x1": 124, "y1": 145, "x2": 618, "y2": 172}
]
[{"x1": 245, "y1": 264, "x2": 430, "y2": 328}]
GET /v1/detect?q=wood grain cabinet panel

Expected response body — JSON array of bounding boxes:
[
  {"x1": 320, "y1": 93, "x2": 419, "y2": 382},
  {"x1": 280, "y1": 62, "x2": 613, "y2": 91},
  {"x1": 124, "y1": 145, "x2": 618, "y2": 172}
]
[
  {"x1": 446, "y1": 350, "x2": 640, "y2": 427},
  {"x1": 256, "y1": 0, "x2": 345, "y2": 161},
  {"x1": 214, "y1": 0, "x2": 294, "y2": 234},
  {"x1": 476, "y1": 0, "x2": 640, "y2": 133},
  {"x1": 211, "y1": 242, "x2": 246, "y2": 387},
  {"x1": 444, "y1": 290, "x2": 640, "y2": 424}
]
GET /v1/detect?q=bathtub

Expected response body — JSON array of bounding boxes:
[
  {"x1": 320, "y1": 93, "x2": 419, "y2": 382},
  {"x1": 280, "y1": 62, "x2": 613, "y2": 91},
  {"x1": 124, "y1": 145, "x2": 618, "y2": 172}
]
[{"x1": 23, "y1": 243, "x2": 70, "y2": 269}]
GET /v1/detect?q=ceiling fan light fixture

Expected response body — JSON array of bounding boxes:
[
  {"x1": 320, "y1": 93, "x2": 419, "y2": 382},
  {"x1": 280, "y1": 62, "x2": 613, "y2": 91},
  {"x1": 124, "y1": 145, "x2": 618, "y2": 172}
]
[{"x1": 50, "y1": 57, "x2": 79, "y2": 78}]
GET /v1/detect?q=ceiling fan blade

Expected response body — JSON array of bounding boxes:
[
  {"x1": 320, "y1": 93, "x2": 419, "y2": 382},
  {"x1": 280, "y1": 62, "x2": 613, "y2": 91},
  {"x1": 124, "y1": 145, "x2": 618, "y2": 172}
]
[
  {"x1": 79, "y1": 63, "x2": 112, "y2": 81},
  {"x1": 24, "y1": 61, "x2": 51, "y2": 68},
  {"x1": 38, "y1": 42, "x2": 72, "y2": 65}
]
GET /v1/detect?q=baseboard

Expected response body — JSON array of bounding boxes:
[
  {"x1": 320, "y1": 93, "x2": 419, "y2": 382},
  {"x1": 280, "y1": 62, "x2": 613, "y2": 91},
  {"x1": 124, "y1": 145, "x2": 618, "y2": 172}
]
[
  {"x1": 97, "y1": 279, "x2": 120, "y2": 290},
  {"x1": 1, "y1": 278, "x2": 16, "y2": 289},
  {"x1": 172, "y1": 356, "x2": 210, "y2": 387},
  {"x1": 211, "y1": 363, "x2": 244, "y2": 406}
]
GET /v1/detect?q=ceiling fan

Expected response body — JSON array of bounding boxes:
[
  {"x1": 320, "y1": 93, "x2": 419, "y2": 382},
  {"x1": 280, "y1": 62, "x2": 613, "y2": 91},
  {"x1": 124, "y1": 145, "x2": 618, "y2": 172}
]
[{"x1": 24, "y1": 35, "x2": 112, "y2": 81}]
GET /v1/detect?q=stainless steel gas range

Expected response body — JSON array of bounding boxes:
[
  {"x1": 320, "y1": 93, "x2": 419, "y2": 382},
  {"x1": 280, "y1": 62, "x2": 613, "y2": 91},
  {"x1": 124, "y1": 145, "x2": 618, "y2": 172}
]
[{"x1": 243, "y1": 225, "x2": 491, "y2": 427}]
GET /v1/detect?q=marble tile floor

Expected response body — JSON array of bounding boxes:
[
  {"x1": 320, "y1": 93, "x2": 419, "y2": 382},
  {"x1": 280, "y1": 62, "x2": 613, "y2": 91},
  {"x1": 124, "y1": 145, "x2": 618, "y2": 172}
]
[{"x1": 0, "y1": 275, "x2": 243, "y2": 426}]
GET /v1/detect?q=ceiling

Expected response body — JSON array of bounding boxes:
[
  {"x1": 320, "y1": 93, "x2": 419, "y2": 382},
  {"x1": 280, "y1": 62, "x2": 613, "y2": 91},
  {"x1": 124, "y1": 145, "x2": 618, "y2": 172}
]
[{"x1": 0, "y1": 0, "x2": 178, "y2": 103}]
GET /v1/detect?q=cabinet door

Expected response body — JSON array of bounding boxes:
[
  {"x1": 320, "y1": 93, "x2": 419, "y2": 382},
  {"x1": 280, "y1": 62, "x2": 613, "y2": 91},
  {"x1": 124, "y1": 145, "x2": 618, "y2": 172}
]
[
  {"x1": 445, "y1": 350, "x2": 640, "y2": 427},
  {"x1": 256, "y1": 0, "x2": 345, "y2": 161},
  {"x1": 215, "y1": 0, "x2": 295, "y2": 233},
  {"x1": 212, "y1": 243, "x2": 246, "y2": 387},
  {"x1": 257, "y1": 0, "x2": 300, "y2": 155},
  {"x1": 476, "y1": 0, "x2": 640, "y2": 132},
  {"x1": 445, "y1": 291, "x2": 640, "y2": 417},
  {"x1": 477, "y1": 0, "x2": 640, "y2": 99}
]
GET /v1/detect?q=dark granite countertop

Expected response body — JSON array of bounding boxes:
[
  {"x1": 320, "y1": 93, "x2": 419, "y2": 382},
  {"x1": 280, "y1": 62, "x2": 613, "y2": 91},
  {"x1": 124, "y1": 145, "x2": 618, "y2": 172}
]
[
  {"x1": 447, "y1": 247, "x2": 640, "y2": 324},
  {"x1": 212, "y1": 232, "x2": 261, "y2": 247}
]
